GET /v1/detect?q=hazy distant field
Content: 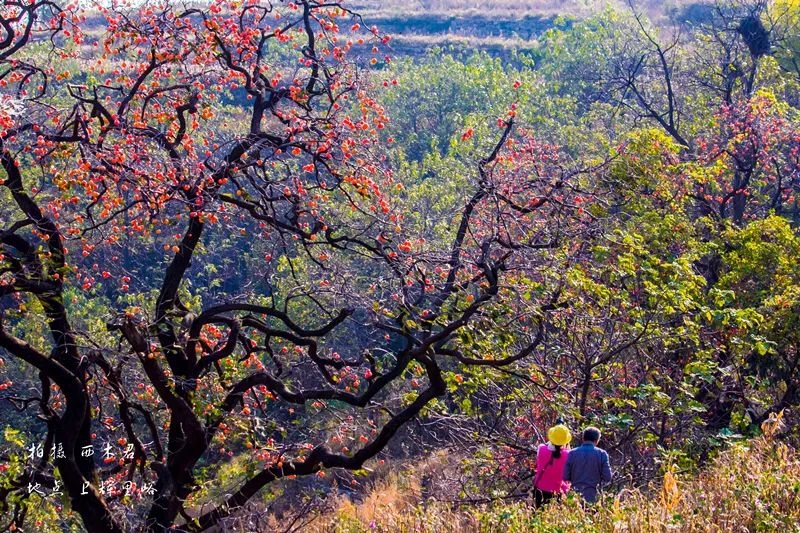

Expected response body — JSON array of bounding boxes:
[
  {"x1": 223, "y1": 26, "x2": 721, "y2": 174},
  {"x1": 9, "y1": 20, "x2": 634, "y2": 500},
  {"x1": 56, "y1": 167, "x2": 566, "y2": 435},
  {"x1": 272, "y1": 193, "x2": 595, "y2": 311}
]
[
  {"x1": 351, "y1": 0, "x2": 706, "y2": 19},
  {"x1": 347, "y1": 0, "x2": 711, "y2": 58},
  {"x1": 351, "y1": 0, "x2": 606, "y2": 16}
]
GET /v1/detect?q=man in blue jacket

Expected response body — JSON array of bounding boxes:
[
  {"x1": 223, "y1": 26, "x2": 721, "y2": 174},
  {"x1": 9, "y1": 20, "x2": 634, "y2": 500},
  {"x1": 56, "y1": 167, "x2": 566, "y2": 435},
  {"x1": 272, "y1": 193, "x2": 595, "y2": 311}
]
[{"x1": 563, "y1": 426, "x2": 612, "y2": 503}]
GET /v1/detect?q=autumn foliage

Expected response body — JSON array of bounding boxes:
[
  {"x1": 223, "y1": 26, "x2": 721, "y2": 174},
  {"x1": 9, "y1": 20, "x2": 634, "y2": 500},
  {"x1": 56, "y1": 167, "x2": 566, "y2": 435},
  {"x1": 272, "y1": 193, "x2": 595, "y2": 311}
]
[
  {"x1": 3, "y1": 0, "x2": 800, "y2": 531},
  {"x1": 0, "y1": 1, "x2": 600, "y2": 531}
]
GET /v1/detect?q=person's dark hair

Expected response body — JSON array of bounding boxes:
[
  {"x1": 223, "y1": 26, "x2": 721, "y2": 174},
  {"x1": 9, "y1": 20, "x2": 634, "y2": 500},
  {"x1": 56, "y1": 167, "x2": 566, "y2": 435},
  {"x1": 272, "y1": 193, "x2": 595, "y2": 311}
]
[
  {"x1": 552, "y1": 445, "x2": 562, "y2": 459},
  {"x1": 582, "y1": 427, "x2": 601, "y2": 443}
]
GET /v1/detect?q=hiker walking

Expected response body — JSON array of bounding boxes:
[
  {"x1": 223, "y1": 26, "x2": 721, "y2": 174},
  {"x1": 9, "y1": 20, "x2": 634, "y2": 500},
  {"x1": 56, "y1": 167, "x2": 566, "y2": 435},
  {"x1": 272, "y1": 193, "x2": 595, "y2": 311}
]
[
  {"x1": 563, "y1": 426, "x2": 612, "y2": 504},
  {"x1": 532, "y1": 423, "x2": 572, "y2": 507}
]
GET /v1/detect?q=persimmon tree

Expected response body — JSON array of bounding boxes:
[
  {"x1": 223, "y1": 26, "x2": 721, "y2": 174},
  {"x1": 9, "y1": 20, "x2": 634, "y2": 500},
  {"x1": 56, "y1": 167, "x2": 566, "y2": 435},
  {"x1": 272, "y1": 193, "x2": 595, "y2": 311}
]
[
  {"x1": 690, "y1": 89, "x2": 800, "y2": 224},
  {"x1": 0, "y1": 1, "x2": 597, "y2": 531}
]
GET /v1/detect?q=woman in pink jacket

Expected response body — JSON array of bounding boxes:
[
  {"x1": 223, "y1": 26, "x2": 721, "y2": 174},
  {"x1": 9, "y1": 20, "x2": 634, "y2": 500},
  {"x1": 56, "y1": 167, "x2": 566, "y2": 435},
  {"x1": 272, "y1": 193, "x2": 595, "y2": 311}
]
[{"x1": 533, "y1": 423, "x2": 572, "y2": 507}]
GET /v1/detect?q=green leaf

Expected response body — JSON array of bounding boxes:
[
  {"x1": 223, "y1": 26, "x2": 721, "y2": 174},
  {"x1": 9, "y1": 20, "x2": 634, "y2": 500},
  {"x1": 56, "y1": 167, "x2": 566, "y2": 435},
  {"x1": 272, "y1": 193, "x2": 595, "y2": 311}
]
[{"x1": 3, "y1": 427, "x2": 25, "y2": 448}]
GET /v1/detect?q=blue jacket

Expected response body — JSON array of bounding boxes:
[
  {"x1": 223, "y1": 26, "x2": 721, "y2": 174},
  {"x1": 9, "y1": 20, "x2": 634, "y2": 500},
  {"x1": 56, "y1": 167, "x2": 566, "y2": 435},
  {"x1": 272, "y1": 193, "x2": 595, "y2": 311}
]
[{"x1": 563, "y1": 442, "x2": 612, "y2": 503}]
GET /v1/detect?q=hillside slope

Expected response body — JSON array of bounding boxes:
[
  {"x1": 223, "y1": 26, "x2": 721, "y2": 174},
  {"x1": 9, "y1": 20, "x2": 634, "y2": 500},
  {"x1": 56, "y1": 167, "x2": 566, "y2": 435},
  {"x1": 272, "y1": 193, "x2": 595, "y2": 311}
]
[{"x1": 304, "y1": 435, "x2": 800, "y2": 532}]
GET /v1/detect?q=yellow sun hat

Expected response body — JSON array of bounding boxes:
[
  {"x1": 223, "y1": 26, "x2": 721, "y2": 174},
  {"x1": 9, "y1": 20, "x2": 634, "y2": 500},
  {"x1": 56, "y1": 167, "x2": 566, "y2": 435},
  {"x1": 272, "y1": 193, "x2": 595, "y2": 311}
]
[{"x1": 548, "y1": 424, "x2": 572, "y2": 446}]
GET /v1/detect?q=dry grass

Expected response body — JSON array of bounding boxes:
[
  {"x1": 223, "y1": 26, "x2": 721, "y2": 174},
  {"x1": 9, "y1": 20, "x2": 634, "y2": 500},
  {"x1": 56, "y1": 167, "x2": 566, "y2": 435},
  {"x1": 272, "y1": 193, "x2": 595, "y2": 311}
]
[{"x1": 303, "y1": 434, "x2": 800, "y2": 532}]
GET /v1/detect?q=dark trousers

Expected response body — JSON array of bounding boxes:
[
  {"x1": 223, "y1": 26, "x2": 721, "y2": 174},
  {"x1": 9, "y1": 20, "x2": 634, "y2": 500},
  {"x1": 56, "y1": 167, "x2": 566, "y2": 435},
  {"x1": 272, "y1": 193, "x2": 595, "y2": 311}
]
[{"x1": 533, "y1": 488, "x2": 554, "y2": 508}]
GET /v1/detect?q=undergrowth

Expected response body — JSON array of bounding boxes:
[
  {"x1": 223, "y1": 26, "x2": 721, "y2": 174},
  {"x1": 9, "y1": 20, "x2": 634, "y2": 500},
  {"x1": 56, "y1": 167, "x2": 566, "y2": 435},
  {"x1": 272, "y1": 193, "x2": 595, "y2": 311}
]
[{"x1": 302, "y1": 432, "x2": 800, "y2": 532}]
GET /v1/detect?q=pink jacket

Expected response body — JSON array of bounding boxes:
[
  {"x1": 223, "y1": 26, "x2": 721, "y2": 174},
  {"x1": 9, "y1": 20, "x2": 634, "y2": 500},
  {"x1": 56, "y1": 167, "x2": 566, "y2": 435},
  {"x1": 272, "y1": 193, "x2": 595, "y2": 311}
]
[{"x1": 534, "y1": 443, "x2": 570, "y2": 493}]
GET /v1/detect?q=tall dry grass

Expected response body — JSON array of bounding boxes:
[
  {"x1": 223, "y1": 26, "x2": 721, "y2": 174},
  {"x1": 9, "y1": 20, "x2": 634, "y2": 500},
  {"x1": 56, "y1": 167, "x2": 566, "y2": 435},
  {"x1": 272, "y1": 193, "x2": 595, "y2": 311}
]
[{"x1": 304, "y1": 432, "x2": 800, "y2": 532}]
